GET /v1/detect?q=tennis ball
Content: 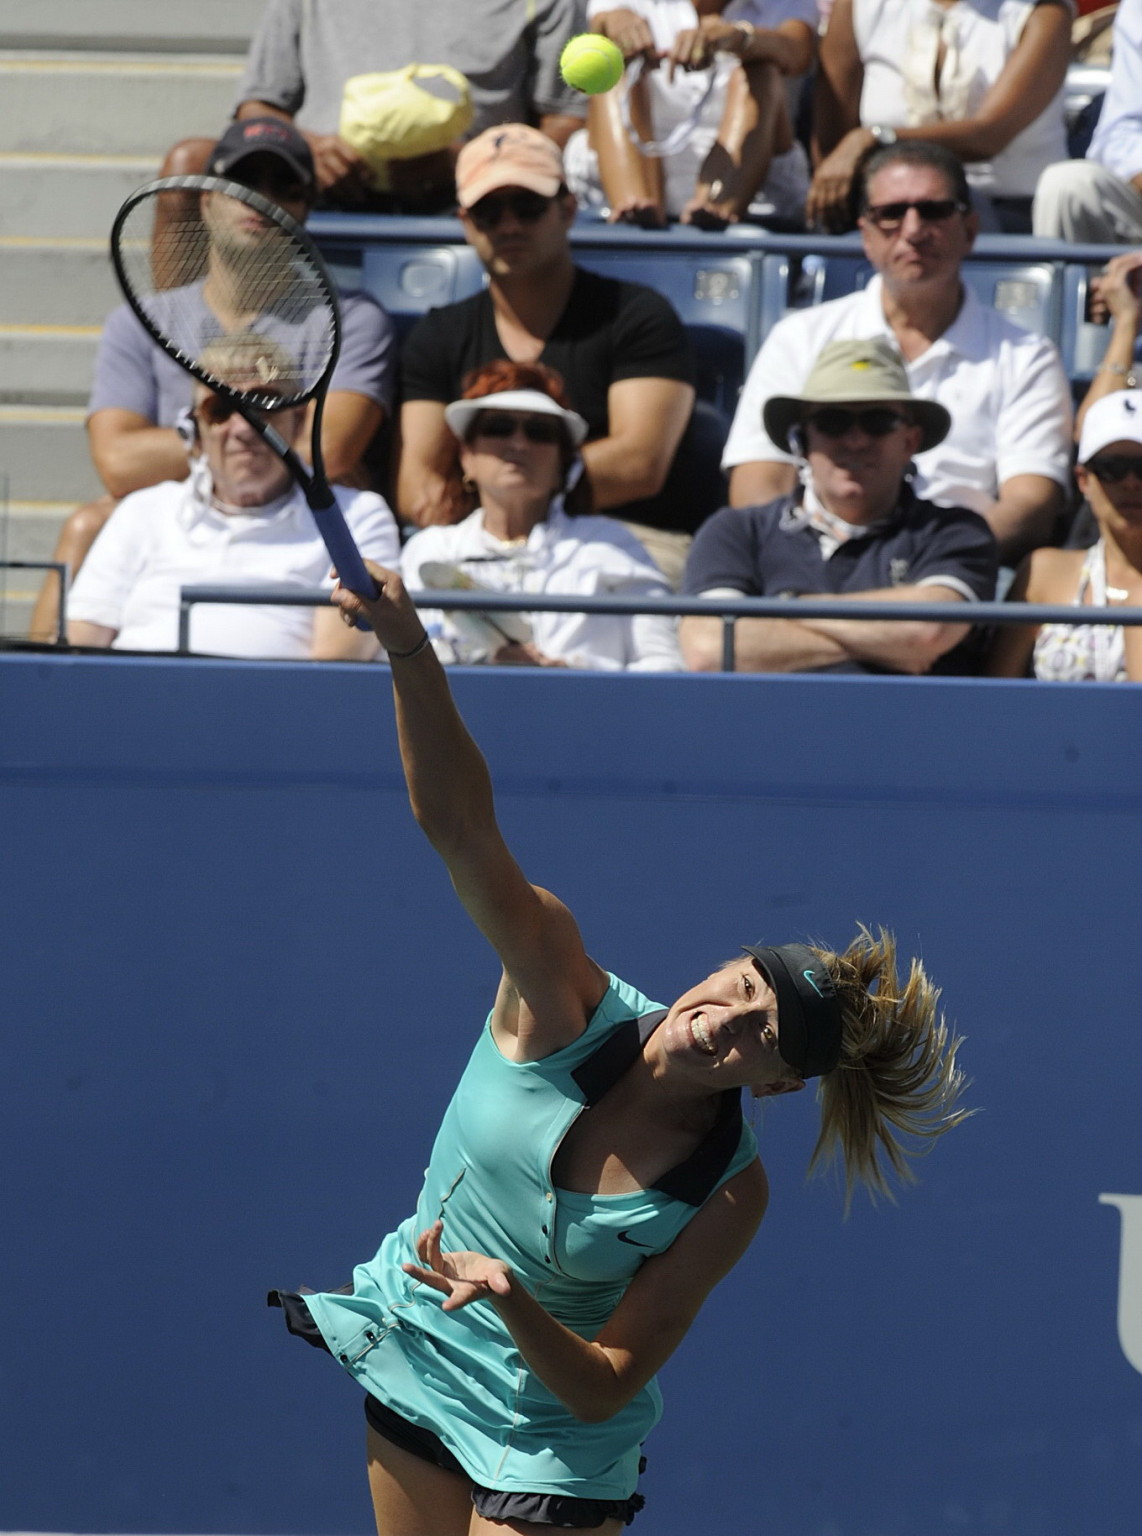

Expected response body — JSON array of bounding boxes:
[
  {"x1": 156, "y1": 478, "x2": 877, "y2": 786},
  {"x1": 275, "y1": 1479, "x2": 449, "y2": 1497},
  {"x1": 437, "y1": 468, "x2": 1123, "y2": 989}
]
[{"x1": 560, "y1": 34, "x2": 625, "y2": 96}]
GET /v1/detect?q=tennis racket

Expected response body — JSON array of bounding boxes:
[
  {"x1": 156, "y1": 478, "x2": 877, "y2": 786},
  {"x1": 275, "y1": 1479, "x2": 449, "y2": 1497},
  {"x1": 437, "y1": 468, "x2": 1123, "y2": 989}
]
[{"x1": 110, "y1": 174, "x2": 377, "y2": 600}]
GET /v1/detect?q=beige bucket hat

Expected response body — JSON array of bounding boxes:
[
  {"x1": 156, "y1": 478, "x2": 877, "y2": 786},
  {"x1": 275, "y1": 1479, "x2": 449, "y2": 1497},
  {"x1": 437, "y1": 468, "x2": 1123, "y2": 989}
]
[{"x1": 763, "y1": 337, "x2": 950, "y2": 454}]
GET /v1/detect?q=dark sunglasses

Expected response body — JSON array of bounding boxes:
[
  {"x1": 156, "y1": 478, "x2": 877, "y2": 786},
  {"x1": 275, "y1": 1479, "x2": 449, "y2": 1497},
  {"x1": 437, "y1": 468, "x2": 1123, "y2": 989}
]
[
  {"x1": 862, "y1": 199, "x2": 967, "y2": 232},
  {"x1": 473, "y1": 411, "x2": 565, "y2": 444},
  {"x1": 1086, "y1": 453, "x2": 1142, "y2": 484},
  {"x1": 805, "y1": 407, "x2": 910, "y2": 439},
  {"x1": 195, "y1": 394, "x2": 287, "y2": 427},
  {"x1": 469, "y1": 191, "x2": 554, "y2": 230}
]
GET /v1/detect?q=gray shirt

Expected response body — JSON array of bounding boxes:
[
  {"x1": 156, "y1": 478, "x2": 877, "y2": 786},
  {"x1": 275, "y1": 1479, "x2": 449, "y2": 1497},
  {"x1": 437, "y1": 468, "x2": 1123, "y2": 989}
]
[
  {"x1": 89, "y1": 285, "x2": 395, "y2": 425},
  {"x1": 237, "y1": 0, "x2": 587, "y2": 136}
]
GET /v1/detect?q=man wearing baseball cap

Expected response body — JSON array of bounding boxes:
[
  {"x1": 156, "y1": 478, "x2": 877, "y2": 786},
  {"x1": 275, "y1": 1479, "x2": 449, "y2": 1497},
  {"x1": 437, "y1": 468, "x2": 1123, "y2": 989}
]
[
  {"x1": 680, "y1": 337, "x2": 998, "y2": 674},
  {"x1": 396, "y1": 124, "x2": 721, "y2": 581},
  {"x1": 30, "y1": 119, "x2": 395, "y2": 642}
]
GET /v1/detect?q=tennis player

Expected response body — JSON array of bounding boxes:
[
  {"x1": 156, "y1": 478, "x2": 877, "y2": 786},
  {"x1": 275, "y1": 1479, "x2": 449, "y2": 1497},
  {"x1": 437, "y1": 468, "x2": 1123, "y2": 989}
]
[{"x1": 272, "y1": 562, "x2": 971, "y2": 1535}]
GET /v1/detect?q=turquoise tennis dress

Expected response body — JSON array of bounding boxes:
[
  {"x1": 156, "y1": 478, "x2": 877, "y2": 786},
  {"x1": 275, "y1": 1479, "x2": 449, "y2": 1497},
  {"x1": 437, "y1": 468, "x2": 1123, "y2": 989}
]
[{"x1": 293, "y1": 973, "x2": 759, "y2": 1501}]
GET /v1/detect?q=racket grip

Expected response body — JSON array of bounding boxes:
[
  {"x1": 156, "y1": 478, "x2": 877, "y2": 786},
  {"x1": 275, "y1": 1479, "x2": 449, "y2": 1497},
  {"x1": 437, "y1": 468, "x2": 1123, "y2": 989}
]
[{"x1": 311, "y1": 503, "x2": 379, "y2": 609}]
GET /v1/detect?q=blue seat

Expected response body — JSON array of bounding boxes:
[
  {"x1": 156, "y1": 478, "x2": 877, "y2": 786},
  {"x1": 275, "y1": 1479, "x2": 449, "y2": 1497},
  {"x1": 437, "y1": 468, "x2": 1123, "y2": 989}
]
[
  {"x1": 310, "y1": 214, "x2": 483, "y2": 340},
  {"x1": 569, "y1": 234, "x2": 754, "y2": 416}
]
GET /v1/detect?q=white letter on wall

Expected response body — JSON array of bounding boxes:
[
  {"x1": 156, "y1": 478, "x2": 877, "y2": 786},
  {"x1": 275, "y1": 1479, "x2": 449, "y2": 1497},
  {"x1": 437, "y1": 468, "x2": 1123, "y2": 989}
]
[{"x1": 1100, "y1": 1194, "x2": 1142, "y2": 1375}]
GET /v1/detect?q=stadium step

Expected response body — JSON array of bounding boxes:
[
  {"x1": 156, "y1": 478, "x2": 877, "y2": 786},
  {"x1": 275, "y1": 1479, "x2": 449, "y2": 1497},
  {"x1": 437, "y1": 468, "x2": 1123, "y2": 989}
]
[
  {"x1": 0, "y1": 53, "x2": 243, "y2": 157},
  {"x1": 0, "y1": 405, "x2": 102, "y2": 503},
  {"x1": 0, "y1": 0, "x2": 265, "y2": 54},
  {"x1": 0, "y1": 6, "x2": 262, "y2": 613},
  {"x1": 0, "y1": 153, "x2": 160, "y2": 240},
  {"x1": 0, "y1": 238, "x2": 118, "y2": 326},
  {"x1": 0, "y1": 325, "x2": 101, "y2": 406}
]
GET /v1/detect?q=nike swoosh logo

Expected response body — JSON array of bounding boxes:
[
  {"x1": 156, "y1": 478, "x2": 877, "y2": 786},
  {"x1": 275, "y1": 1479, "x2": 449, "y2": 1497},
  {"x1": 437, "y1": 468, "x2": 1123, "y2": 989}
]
[
  {"x1": 803, "y1": 968, "x2": 824, "y2": 997},
  {"x1": 617, "y1": 1228, "x2": 654, "y2": 1248}
]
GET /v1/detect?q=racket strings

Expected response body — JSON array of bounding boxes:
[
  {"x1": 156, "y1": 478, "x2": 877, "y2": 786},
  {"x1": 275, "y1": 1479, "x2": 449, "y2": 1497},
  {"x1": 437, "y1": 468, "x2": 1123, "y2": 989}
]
[{"x1": 115, "y1": 184, "x2": 337, "y2": 406}]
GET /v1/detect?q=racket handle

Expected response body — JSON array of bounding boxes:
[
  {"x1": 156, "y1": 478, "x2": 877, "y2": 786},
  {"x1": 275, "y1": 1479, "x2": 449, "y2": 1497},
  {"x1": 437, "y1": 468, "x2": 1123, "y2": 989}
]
[{"x1": 310, "y1": 505, "x2": 377, "y2": 600}]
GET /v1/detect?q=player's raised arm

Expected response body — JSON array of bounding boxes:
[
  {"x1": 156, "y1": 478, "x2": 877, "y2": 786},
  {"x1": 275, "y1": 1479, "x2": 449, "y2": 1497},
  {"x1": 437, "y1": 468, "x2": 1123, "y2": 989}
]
[{"x1": 333, "y1": 563, "x2": 607, "y2": 1053}]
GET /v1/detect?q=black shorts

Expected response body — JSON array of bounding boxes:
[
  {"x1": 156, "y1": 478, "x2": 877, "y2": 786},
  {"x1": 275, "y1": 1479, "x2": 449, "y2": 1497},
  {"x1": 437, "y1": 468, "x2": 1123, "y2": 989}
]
[{"x1": 364, "y1": 1394, "x2": 646, "y2": 1528}]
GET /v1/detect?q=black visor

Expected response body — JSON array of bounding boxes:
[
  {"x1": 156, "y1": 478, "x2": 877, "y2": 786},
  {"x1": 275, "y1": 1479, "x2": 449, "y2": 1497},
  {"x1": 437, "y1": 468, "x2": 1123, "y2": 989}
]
[{"x1": 743, "y1": 942, "x2": 842, "y2": 1079}]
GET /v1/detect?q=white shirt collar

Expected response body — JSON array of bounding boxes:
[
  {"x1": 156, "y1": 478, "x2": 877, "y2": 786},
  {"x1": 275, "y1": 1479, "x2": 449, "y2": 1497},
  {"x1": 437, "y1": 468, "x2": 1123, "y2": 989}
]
[{"x1": 868, "y1": 272, "x2": 985, "y2": 364}]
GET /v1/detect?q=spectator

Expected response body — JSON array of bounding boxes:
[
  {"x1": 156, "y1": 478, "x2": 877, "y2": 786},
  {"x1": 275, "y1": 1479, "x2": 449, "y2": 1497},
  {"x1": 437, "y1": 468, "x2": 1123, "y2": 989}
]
[
  {"x1": 402, "y1": 361, "x2": 683, "y2": 669},
  {"x1": 680, "y1": 338, "x2": 998, "y2": 674},
  {"x1": 1034, "y1": 0, "x2": 1142, "y2": 242},
  {"x1": 29, "y1": 118, "x2": 394, "y2": 643},
  {"x1": 1076, "y1": 251, "x2": 1142, "y2": 439},
  {"x1": 159, "y1": 0, "x2": 587, "y2": 214},
  {"x1": 988, "y1": 390, "x2": 1142, "y2": 681},
  {"x1": 723, "y1": 141, "x2": 1073, "y2": 564},
  {"x1": 811, "y1": 0, "x2": 1072, "y2": 234},
  {"x1": 397, "y1": 123, "x2": 707, "y2": 583},
  {"x1": 563, "y1": 0, "x2": 816, "y2": 229},
  {"x1": 66, "y1": 336, "x2": 400, "y2": 661}
]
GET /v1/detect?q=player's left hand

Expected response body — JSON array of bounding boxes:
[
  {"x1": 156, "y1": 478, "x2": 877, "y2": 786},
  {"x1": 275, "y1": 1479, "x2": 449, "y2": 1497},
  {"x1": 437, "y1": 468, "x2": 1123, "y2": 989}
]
[{"x1": 403, "y1": 1221, "x2": 514, "y2": 1311}]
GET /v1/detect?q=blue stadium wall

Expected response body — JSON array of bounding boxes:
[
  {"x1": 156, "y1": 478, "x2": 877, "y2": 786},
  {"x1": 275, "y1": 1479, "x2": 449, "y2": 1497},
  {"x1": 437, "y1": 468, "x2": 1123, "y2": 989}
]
[{"x1": 2, "y1": 653, "x2": 1140, "y2": 1536}]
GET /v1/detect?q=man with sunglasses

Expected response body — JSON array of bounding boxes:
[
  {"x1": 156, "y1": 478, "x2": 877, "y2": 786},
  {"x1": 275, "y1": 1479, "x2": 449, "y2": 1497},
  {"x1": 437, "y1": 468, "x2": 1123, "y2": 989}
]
[
  {"x1": 680, "y1": 338, "x2": 998, "y2": 674},
  {"x1": 30, "y1": 118, "x2": 394, "y2": 642},
  {"x1": 722, "y1": 141, "x2": 1071, "y2": 566},
  {"x1": 397, "y1": 125, "x2": 706, "y2": 576},
  {"x1": 65, "y1": 342, "x2": 399, "y2": 660}
]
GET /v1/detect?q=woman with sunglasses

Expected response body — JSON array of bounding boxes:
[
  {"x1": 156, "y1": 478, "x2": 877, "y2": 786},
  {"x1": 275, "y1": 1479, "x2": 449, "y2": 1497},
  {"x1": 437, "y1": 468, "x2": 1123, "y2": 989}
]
[
  {"x1": 399, "y1": 361, "x2": 683, "y2": 670},
  {"x1": 271, "y1": 544, "x2": 972, "y2": 1535},
  {"x1": 988, "y1": 391, "x2": 1142, "y2": 681}
]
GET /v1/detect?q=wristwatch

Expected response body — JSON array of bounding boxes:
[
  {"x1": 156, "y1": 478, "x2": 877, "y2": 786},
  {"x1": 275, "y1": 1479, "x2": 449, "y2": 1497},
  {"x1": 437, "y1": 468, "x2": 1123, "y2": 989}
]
[{"x1": 868, "y1": 125, "x2": 898, "y2": 147}]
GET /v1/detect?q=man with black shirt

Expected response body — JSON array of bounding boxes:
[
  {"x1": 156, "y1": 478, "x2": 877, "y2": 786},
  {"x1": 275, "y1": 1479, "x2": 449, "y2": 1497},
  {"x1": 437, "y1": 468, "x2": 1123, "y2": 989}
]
[
  {"x1": 397, "y1": 125, "x2": 706, "y2": 574},
  {"x1": 680, "y1": 338, "x2": 998, "y2": 674}
]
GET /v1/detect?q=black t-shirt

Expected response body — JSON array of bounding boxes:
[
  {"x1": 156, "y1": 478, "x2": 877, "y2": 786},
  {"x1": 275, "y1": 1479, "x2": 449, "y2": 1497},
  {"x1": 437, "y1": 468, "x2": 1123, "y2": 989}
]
[
  {"x1": 399, "y1": 268, "x2": 696, "y2": 439},
  {"x1": 399, "y1": 269, "x2": 719, "y2": 533},
  {"x1": 682, "y1": 488, "x2": 999, "y2": 673}
]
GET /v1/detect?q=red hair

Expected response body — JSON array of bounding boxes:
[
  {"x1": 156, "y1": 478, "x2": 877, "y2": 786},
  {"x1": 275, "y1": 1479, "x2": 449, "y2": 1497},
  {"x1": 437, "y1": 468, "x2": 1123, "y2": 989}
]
[{"x1": 430, "y1": 360, "x2": 590, "y2": 525}]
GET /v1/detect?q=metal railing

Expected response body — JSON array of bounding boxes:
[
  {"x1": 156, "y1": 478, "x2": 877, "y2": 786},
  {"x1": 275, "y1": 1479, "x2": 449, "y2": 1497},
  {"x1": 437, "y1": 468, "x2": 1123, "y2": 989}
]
[
  {"x1": 174, "y1": 584, "x2": 1142, "y2": 671},
  {"x1": 0, "y1": 560, "x2": 69, "y2": 644}
]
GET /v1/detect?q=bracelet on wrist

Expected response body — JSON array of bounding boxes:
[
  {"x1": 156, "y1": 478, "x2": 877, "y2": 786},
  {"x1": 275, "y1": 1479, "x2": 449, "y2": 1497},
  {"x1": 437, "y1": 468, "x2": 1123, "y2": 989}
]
[
  {"x1": 387, "y1": 630, "x2": 431, "y2": 661},
  {"x1": 1099, "y1": 361, "x2": 1139, "y2": 387},
  {"x1": 731, "y1": 20, "x2": 755, "y2": 51}
]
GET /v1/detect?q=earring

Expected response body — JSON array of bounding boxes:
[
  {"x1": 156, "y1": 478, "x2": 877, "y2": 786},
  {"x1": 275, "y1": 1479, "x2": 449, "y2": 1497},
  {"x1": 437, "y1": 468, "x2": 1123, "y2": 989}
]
[{"x1": 461, "y1": 474, "x2": 476, "y2": 494}]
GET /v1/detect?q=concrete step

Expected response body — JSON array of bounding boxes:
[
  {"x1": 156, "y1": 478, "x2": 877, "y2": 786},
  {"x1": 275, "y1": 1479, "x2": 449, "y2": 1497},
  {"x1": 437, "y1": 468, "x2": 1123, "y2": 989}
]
[
  {"x1": 0, "y1": 325, "x2": 100, "y2": 406},
  {"x1": 0, "y1": 406, "x2": 100, "y2": 503},
  {"x1": 0, "y1": 154, "x2": 159, "y2": 240},
  {"x1": 0, "y1": 239, "x2": 119, "y2": 326},
  {"x1": 0, "y1": 54, "x2": 243, "y2": 155},
  {"x1": 0, "y1": 0, "x2": 263, "y2": 53}
]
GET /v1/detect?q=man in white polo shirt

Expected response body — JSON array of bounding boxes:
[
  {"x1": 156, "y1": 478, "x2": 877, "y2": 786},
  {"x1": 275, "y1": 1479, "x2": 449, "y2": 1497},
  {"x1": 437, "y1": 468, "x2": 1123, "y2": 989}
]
[
  {"x1": 67, "y1": 336, "x2": 399, "y2": 660},
  {"x1": 723, "y1": 141, "x2": 1072, "y2": 563}
]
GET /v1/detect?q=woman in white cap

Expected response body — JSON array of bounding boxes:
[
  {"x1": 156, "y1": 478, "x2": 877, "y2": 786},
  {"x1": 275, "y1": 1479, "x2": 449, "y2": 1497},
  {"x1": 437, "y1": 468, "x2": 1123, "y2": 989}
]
[
  {"x1": 400, "y1": 361, "x2": 683, "y2": 670},
  {"x1": 270, "y1": 554, "x2": 972, "y2": 1533},
  {"x1": 989, "y1": 391, "x2": 1142, "y2": 681}
]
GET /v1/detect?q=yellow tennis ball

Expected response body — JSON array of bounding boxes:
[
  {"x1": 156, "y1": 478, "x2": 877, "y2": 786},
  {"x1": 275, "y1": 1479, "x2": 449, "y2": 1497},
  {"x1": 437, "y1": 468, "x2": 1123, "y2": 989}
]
[{"x1": 560, "y1": 34, "x2": 625, "y2": 95}]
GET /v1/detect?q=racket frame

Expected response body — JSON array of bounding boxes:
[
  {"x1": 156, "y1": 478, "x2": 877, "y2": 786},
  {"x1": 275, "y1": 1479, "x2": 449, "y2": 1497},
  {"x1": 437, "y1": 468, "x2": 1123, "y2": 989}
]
[{"x1": 110, "y1": 174, "x2": 376, "y2": 599}]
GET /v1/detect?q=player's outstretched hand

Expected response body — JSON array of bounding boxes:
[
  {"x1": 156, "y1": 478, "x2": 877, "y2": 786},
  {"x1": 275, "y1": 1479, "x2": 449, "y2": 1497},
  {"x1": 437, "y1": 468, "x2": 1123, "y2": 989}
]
[
  {"x1": 402, "y1": 1221, "x2": 513, "y2": 1312},
  {"x1": 332, "y1": 561, "x2": 429, "y2": 657}
]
